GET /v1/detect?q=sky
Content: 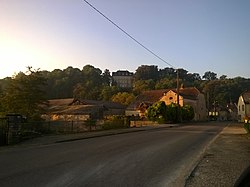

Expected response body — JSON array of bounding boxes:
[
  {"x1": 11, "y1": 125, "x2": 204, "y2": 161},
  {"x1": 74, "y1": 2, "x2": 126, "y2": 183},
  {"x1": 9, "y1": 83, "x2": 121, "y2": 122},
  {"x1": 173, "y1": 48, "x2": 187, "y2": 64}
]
[{"x1": 0, "y1": 0, "x2": 250, "y2": 79}]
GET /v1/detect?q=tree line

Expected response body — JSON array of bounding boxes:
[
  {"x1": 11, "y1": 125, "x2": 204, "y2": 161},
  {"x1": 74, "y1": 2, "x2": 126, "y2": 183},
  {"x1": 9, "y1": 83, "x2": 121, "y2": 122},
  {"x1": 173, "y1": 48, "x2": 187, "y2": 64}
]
[{"x1": 0, "y1": 64, "x2": 250, "y2": 120}]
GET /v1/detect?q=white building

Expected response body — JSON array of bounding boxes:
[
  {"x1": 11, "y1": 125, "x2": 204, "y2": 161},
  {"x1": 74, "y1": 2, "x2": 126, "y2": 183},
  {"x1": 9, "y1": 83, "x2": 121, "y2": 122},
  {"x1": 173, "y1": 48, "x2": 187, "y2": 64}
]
[
  {"x1": 112, "y1": 70, "x2": 133, "y2": 88},
  {"x1": 237, "y1": 91, "x2": 250, "y2": 122}
]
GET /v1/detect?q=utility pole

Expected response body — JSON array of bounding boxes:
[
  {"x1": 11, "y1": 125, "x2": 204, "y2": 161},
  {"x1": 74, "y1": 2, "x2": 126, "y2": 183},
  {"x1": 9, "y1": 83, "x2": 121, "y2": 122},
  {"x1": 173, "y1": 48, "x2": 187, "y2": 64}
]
[
  {"x1": 177, "y1": 68, "x2": 180, "y2": 107},
  {"x1": 176, "y1": 68, "x2": 180, "y2": 122}
]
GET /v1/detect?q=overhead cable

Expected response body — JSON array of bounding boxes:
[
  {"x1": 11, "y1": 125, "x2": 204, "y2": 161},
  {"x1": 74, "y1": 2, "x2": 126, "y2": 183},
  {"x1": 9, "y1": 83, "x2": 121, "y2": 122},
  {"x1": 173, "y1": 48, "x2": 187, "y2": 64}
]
[{"x1": 82, "y1": 0, "x2": 175, "y2": 69}]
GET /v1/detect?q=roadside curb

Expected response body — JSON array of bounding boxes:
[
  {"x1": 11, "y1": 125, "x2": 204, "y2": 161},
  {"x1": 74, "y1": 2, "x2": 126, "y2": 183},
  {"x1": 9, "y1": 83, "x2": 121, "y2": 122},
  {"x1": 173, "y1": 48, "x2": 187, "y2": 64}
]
[
  {"x1": 14, "y1": 124, "x2": 179, "y2": 147},
  {"x1": 55, "y1": 124, "x2": 179, "y2": 143},
  {"x1": 184, "y1": 123, "x2": 230, "y2": 186}
]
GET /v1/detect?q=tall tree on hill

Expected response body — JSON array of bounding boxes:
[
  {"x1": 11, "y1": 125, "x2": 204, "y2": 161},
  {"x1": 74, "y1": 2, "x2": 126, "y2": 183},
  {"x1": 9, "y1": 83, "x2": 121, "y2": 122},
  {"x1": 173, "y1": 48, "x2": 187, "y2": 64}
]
[
  {"x1": 73, "y1": 65, "x2": 103, "y2": 100},
  {"x1": 135, "y1": 65, "x2": 159, "y2": 81},
  {"x1": 177, "y1": 68, "x2": 188, "y2": 80},
  {"x1": 45, "y1": 69, "x2": 64, "y2": 99},
  {"x1": 102, "y1": 69, "x2": 112, "y2": 86},
  {"x1": 203, "y1": 71, "x2": 217, "y2": 80},
  {"x1": 158, "y1": 67, "x2": 176, "y2": 79},
  {"x1": 45, "y1": 67, "x2": 82, "y2": 99}
]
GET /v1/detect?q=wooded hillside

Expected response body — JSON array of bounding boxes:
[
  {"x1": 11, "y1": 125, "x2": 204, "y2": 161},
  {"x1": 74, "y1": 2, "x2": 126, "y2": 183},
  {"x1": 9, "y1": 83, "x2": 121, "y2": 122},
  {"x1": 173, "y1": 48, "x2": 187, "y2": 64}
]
[{"x1": 1, "y1": 65, "x2": 250, "y2": 119}]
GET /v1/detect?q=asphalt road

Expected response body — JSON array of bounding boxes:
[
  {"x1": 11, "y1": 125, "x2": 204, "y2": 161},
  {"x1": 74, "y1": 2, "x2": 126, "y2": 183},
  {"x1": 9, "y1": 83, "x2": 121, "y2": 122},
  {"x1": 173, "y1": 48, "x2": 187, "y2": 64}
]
[{"x1": 0, "y1": 122, "x2": 226, "y2": 187}]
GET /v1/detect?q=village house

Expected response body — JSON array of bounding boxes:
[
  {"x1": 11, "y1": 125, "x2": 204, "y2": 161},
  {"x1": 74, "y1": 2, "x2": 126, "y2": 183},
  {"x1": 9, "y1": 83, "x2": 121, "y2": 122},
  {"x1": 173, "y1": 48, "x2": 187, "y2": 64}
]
[
  {"x1": 42, "y1": 98, "x2": 125, "y2": 122},
  {"x1": 208, "y1": 102, "x2": 238, "y2": 121},
  {"x1": 126, "y1": 87, "x2": 207, "y2": 121},
  {"x1": 237, "y1": 90, "x2": 250, "y2": 122}
]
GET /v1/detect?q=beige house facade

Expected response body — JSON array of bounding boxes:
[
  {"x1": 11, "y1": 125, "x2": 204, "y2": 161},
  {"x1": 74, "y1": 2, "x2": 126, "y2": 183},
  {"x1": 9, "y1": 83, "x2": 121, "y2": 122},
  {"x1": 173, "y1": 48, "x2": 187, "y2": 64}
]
[{"x1": 160, "y1": 88, "x2": 207, "y2": 121}]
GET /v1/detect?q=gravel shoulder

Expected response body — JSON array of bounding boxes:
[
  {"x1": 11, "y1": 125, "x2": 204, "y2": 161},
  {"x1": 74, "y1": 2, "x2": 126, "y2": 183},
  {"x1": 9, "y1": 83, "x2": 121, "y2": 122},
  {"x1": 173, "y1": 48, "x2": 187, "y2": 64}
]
[{"x1": 185, "y1": 122, "x2": 250, "y2": 187}]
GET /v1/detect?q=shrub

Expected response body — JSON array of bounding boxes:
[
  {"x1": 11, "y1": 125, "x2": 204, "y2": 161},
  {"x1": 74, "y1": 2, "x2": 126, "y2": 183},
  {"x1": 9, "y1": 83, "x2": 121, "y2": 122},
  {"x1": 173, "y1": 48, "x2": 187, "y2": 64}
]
[
  {"x1": 243, "y1": 116, "x2": 250, "y2": 133},
  {"x1": 181, "y1": 105, "x2": 195, "y2": 121},
  {"x1": 165, "y1": 103, "x2": 178, "y2": 123},
  {"x1": 85, "y1": 119, "x2": 97, "y2": 131},
  {"x1": 102, "y1": 115, "x2": 127, "y2": 130},
  {"x1": 145, "y1": 101, "x2": 167, "y2": 123},
  {"x1": 146, "y1": 102, "x2": 194, "y2": 123},
  {"x1": 243, "y1": 123, "x2": 250, "y2": 134}
]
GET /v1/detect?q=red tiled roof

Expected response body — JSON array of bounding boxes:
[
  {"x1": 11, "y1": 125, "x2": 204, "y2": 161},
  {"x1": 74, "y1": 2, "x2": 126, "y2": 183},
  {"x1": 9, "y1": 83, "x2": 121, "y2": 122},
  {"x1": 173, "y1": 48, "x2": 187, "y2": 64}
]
[
  {"x1": 127, "y1": 89, "x2": 169, "y2": 110},
  {"x1": 171, "y1": 87, "x2": 200, "y2": 100}
]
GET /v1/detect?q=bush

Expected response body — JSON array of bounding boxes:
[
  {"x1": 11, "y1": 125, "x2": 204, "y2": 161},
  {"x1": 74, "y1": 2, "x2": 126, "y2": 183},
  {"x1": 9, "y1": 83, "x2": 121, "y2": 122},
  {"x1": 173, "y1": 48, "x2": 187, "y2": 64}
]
[
  {"x1": 85, "y1": 119, "x2": 97, "y2": 131},
  {"x1": 145, "y1": 101, "x2": 167, "y2": 123},
  {"x1": 102, "y1": 116, "x2": 127, "y2": 130},
  {"x1": 181, "y1": 105, "x2": 195, "y2": 121},
  {"x1": 243, "y1": 123, "x2": 250, "y2": 133},
  {"x1": 146, "y1": 102, "x2": 194, "y2": 124},
  {"x1": 165, "y1": 103, "x2": 178, "y2": 123}
]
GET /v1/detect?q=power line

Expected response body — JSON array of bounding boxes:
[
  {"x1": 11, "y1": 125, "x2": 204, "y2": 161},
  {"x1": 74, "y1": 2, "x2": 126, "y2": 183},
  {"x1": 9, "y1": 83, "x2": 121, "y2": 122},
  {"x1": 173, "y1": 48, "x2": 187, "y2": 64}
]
[{"x1": 82, "y1": 0, "x2": 175, "y2": 69}]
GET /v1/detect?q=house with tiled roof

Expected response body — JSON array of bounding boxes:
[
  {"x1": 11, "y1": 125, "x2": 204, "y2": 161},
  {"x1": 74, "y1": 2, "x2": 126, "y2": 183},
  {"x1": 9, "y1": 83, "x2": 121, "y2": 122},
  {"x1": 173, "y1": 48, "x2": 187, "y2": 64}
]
[
  {"x1": 126, "y1": 89, "x2": 168, "y2": 117},
  {"x1": 42, "y1": 98, "x2": 125, "y2": 121},
  {"x1": 126, "y1": 87, "x2": 207, "y2": 121},
  {"x1": 237, "y1": 91, "x2": 250, "y2": 122}
]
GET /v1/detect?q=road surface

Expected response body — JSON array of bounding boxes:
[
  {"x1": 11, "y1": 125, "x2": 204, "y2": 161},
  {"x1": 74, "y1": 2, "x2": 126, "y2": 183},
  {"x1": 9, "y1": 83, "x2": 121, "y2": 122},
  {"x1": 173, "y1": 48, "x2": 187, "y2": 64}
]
[{"x1": 0, "y1": 122, "x2": 226, "y2": 187}]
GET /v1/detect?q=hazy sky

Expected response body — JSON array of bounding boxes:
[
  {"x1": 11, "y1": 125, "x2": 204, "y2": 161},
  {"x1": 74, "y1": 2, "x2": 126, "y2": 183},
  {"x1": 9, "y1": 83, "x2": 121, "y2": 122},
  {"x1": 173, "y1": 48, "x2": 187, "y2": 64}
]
[{"x1": 1, "y1": 0, "x2": 250, "y2": 78}]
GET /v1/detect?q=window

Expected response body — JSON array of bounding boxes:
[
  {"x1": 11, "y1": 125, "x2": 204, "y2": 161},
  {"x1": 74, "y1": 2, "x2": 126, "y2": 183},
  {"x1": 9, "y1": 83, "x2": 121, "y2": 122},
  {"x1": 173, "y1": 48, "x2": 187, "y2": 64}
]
[{"x1": 242, "y1": 105, "x2": 245, "y2": 111}]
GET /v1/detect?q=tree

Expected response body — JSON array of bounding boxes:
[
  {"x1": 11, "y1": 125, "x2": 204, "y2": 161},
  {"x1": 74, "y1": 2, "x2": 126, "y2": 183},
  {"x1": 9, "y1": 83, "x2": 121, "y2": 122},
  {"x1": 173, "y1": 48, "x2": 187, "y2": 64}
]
[
  {"x1": 72, "y1": 65, "x2": 103, "y2": 100},
  {"x1": 186, "y1": 73, "x2": 201, "y2": 82},
  {"x1": 73, "y1": 83, "x2": 86, "y2": 99},
  {"x1": 155, "y1": 78, "x2": 176, "y2": 90},
  {"x1": 165, "y1": 103, "x2": 179, "y2": 123},
  {"x1": 102, "y1": 69, "x2": 112, "y2": 86},
  {"x1": 220, "y1": 75, "x2": 227, "y2": 80},
  {"x1": 133, "y1": 79, "x2": 155, "y2": 95},
  {"x1": 111, "y1": 92, "x2": 135, "y2": 106},
  {"x1": 1, "y1": 67, "x2": 48, "y2": 120},
  {"x1": 100, "y1": 85, "x2": 119, "y2": 101},
  {"x1": 146, "y1": 101, "x2": 194, "y2": 123},
  {"x1": 145, "y1": 101, "x2": 167, "y2": 123},
  {"x1": 159, "y1": 67, "x2": 176, "y2": 79},
  {"x1": 177, "y1": 68, "x2": 188, "y2": 80},
  {"x1": 181, "y1": 105, "x2": 194, "y2": 121},
  {"x1": 134, "y1": 65, "x2": 158, "y2": 81},
  {"x1": 202, "y1": 71, "x2": 217, "y2": 80}
]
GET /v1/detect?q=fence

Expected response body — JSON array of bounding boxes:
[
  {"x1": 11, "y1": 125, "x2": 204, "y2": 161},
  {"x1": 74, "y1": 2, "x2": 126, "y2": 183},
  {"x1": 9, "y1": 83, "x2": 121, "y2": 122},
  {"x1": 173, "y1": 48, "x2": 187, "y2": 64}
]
[
  {"x1": 21, "y1": 120, "x2": 102, "y2": 134},
  {"x1": 0, "y1": 118, "x2": 8, "y2": 146},
  {"x1": 0, "y1": 116, "x2": 22, "y2": 145},
  {"x1": 0, "y1": 116, "x2": 152, "y2": 145}
]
